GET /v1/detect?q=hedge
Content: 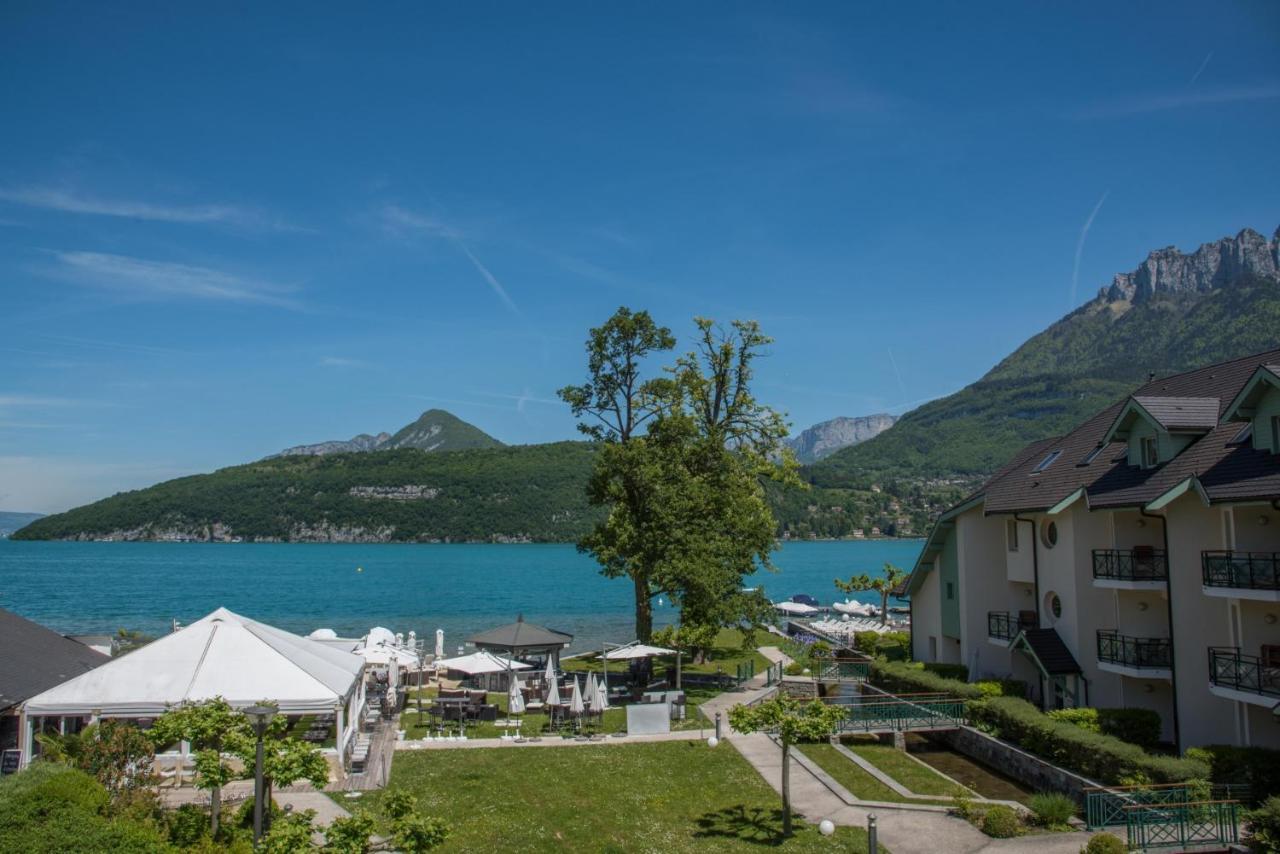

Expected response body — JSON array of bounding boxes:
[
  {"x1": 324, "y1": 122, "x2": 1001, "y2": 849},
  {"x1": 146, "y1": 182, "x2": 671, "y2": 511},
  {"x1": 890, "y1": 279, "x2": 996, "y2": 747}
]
[
  {"x1": 1187, "y1": 744, "x2": 1280, "y2": 806},
  {"x1": 869, "y1": 659, "x2": 1025, "y2": 701},
  {"x1": 968, "y1": 696, "x2": 1207, "y2": 785},
  {"x1": 923, "y1": 662, "x2": 969, "y2": 681},
  {"x1": 1046, "y1": 707, "x2": 1162, "y2": 749}
]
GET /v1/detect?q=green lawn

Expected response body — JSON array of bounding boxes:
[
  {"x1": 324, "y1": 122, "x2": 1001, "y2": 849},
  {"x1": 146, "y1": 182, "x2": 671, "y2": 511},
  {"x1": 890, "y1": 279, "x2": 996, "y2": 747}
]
[
  {"x1": 562, "y1": 629, "x2": 771, "y2": 680},
  {"x1": 795, "y1": 742, "x2": 953, "y2": 806},
  {"x1": 401, "y1": 685, "x2": 720, "y2": 740},
  {"x1": 349, "y1": 741, "x2": 874, "y2": 852},
  {"x1": 840, "y1": 738, "x2": 969, "y2": 797}
]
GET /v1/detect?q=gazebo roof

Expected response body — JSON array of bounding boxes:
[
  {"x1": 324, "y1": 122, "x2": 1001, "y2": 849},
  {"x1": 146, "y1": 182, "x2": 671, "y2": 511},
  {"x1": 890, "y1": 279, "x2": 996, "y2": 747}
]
[
  {"x1": 23, "y1": 607, "x2": 365, "y2": 716},
  {"x1": 468, "y1": 616, "x2": 572, "y2": 651}
]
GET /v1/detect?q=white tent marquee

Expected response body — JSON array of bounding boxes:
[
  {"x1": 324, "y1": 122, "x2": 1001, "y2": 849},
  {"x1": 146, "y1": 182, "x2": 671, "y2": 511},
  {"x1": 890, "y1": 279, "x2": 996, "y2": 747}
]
[
  {"x1": 20, "y1": 607, "x2": 367, "y2": 767},
  {"x1": 434, "y1": 651, "x2": 531, "y2": 676}
]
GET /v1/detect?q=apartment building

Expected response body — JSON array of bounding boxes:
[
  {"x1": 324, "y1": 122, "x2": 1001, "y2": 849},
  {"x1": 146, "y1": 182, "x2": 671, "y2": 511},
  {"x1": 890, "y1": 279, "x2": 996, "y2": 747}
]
[{"x1": 907, "y1": 349, "x2": 1280, "y2": 750}]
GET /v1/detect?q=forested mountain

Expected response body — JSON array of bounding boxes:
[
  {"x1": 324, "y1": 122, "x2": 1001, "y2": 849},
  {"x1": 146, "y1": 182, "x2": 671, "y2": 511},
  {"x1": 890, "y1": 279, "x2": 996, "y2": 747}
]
[
  {"x1": 0, "y1": 511, "x2": 44, "y2": 538},
  {"x1": 16, "y1": 444, "x2": 597, "y2": 543},
  {"x1": 275, "y1": 409, "x2": 502, "y2": 457}
]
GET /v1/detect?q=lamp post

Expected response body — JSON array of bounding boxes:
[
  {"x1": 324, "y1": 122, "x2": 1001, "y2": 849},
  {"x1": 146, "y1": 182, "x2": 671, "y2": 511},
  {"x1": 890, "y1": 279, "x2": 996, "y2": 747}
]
[{"x1": 244, "y1": 704, "x2": 276, "y2": 847}]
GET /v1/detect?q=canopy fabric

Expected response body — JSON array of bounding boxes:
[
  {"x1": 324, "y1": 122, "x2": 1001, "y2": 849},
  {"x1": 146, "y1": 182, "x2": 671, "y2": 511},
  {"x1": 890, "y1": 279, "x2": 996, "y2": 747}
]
[
  {"x1": 584, "y1": 672, "x2": 599, "y2": 710},
  {"x1": 434, "y1": 629, "x2": 444, "y2": 659},
  {"x1": 366, "y1": 627, "x2": 396, "y2": 647},
  {"x1": 774, "y1": 601, "x2": 820, "y2": 615},
  {"x1": 545, "y1": 656, "x2": 561, "y2": 705},
  {"x1": 594, "y1": 676, "x2": 608, "y2": 711},
  {"x1": 604, "y1": 643, "x2": 676, "y2": 660},
  {"x1": 23, "y1": 607, "x2": 364, "y2": 716},
  {"x1": 307, "y1": 628, "x2": 338, "y2": 640},
  {"x1": 569, "y1": 676, "x2": 584, "y2": 715},
  {"x1": 508, "y1": 674, "x2": 526, "y2": 715},
  {"x1": 354, "y1": 643, "x2": 420, "y2": 668},
  {"x1": 469, "y1": 616, "x2": 573, "y2": 651},
  {"x1": 434, "y1": 651, "x2": 531, "y2": 676}
]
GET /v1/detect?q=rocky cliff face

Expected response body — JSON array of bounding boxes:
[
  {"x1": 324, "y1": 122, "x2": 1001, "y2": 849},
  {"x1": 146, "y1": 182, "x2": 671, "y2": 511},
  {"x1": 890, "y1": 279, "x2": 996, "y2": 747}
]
[
  {"x1": 277, "y1": 432, "x2": 391, "y2": 457},
  {"x1": 787, "y1": 414, "x2": 898, "y2": 463},
  {"x1": 1102, "y1": 227, "x2": 1280, "y2": 305}
]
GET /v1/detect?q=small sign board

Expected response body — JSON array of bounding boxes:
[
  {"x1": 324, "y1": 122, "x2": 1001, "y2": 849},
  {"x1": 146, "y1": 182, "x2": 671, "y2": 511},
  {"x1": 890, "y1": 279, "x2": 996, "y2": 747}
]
[{"x1": 0, "y1": 749, "x2": 21, "y2": 775}]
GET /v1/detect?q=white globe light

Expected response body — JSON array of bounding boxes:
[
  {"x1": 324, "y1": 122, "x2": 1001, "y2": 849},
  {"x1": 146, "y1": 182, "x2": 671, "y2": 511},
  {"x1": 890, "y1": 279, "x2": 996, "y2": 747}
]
[
  {"x1": 706, "y1": 736, "x2": 719, "y2": 748},
  {"x1": 819, "y1": 819, "x2": 835, "y2": 836},
  {"x1": 841, "y1": 613, "x2": 851, "y2": 622}
]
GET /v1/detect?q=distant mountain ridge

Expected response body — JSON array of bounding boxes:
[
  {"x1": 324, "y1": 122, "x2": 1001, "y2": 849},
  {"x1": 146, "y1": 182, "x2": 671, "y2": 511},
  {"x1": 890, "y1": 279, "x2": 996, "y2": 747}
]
[
  {"x1": 810, "y1": 226, "x2": 1280, "y2": 488},
  {"x1": 275, "y1": 409, "x2": 503, "y2": 457},
  {"x1": 786, "y1": 414, "x2": 897, "y2": 463}
]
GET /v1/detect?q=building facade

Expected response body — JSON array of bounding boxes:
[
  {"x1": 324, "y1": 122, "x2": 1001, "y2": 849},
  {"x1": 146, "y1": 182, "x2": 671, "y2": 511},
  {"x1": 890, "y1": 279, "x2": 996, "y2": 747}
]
[{"x1": 908, "y1": 350, "x2": 1280, "y2": 751}]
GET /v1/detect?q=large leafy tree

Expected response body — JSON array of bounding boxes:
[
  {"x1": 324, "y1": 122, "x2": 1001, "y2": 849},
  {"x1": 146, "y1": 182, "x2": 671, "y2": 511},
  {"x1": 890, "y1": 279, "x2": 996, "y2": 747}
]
[
  {"x1": 559, "y1": 306, "x2": 676, "y2": 641},
  {"x1": 835, "y1": 562, "x2": 907, "y2": 625},
  {"x1": 729, "y1": 695, "x2": 846, "y2": 836},
  {"x1": 149, "y1": 697, "x2": 251, "y2": 838}
]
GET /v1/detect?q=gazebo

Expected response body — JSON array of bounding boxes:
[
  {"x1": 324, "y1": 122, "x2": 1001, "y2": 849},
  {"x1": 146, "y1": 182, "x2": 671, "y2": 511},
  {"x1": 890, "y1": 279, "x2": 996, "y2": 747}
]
[
  {"x1": 468, "y1": 616, "x2": 573, "y2": 671},
  {"x1": 19, "y1": 607, "x2": 366, "y2": 774}
]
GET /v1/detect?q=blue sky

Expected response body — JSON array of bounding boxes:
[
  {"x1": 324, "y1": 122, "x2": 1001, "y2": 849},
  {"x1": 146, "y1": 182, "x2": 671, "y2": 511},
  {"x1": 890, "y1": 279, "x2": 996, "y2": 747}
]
[{"x1": 1, "y1": 2, "x2": 1278, "y2": 512}]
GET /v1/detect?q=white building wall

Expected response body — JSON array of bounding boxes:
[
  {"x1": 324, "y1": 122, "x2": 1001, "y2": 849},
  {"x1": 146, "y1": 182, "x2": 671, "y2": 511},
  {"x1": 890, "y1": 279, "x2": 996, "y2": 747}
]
[
  {"x1": 958, "y1": 508, "x2": 1014, "y2": 679},
  {"x1": 912, "y1": 556, "x2": 943, "y2": 663}
]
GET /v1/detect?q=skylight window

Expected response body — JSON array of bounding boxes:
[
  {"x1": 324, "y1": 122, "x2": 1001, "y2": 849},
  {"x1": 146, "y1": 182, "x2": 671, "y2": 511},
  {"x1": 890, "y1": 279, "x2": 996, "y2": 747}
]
[
  {"x1": 1032, "y1": 450, "x2": 1062, "y2": 473},
  {"x1": 1228, "y1": 423, "x2": 1252, "y2": 446},
  {"x1": 1078, "y1": 444, "x2": 1105, "y2": 466}
]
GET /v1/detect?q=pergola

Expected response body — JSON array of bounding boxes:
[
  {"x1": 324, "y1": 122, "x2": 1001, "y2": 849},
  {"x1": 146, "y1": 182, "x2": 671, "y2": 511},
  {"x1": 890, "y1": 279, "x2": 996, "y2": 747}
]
[
  {"x1": 468, "y1": 616, "x2": 573, "y2": 672},
  {"x1": 19, "y1": 607, "x2": 366, "y2": 771}
]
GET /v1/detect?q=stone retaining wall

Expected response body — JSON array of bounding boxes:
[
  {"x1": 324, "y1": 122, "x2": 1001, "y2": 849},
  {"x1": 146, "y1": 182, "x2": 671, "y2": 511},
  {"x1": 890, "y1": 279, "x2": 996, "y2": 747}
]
[
  {"x1": 932, "y1": 726, "x2": 1101, "y2": 803},
  {"x1": 778, "y1": 677, "x2": 818, "y2": 699}
]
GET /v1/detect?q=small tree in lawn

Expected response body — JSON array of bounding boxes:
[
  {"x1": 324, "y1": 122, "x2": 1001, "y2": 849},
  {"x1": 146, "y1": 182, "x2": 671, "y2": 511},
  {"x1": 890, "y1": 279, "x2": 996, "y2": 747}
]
[
  {"x1": 150, "y1": 697, "x2": 251, "y2": 839},
  {"x1": 835, "y1": 562, "x2": 907, "y2": 626},
  {"x1": 228, "y1": 711, "x2": 329, "y2": 835},
  {"x1": 728, "y1": 695, "x2": 846, "y2": 837}
]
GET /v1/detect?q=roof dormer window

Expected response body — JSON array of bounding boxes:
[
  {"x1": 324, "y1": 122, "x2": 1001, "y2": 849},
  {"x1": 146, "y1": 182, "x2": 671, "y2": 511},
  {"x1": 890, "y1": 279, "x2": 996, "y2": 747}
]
[
  {"x1": 1140, "y1": 436, "x2": 1159, "y2": 468},
  {"x1": 1032, "y1": 450, "x2": 1062, "y2": 473}
]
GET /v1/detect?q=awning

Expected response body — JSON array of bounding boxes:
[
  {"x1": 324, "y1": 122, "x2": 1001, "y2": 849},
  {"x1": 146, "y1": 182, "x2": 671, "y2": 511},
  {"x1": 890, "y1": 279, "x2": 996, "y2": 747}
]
[{"x1": 604, "y1": 643, "x2": 676, "y2": 660}]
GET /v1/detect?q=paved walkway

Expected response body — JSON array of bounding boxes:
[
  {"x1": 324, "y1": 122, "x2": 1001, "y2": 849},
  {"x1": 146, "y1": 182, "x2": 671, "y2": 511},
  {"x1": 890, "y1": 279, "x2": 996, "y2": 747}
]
[{"x1": 704, "y1": 646, "x2": 1101, "y2": 854}]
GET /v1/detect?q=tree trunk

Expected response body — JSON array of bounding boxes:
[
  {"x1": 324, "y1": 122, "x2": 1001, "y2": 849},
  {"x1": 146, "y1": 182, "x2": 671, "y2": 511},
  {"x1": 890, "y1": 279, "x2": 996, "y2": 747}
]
[
  {"x1": 675, "y1": 649, "x2": 682, "y2": 690},
  {"x1": 633, "y1": 574, "x2": 652, "y2": 642},
  {"x1": 210, "y1": 786, "x2": 221, "y2": 838},
  {"x1": 781, "y1": 740, "x2": 792, "y2": 837},
  {"x1": 881, "y1": 591, "x2": 889, "y2": 626}
]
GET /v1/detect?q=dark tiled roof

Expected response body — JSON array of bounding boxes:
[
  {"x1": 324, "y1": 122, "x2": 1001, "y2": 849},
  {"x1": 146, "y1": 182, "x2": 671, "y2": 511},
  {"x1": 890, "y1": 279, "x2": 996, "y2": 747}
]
[
  {"x1": 982, "y1": 348, "x2": 1280, "y2": 514},
  {"x1": 468, "y1": 616, "x2": 573, "y2": 650},
  {"x1": 1132, "y1": 396, "x2": 1220, "y2": 431},
  {"x1": 0, "y1": 608, "x2": 108, "y2": 711},
  {"x1": 1020, "y1": 628, "x2": 1082, "y2": 675}
]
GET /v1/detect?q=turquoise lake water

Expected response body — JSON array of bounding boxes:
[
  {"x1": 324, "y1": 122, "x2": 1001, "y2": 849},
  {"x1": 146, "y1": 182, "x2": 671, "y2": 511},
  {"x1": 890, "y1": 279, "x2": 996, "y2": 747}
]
[{"x1": 0, "y1": 539, "x2": 921, "y2": 653}]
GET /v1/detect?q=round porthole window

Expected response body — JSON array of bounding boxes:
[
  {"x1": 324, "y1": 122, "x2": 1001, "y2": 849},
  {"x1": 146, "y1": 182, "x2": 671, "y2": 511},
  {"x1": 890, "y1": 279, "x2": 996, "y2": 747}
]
[
  {"x1": 1051, "y1": 595, "x2": 1062, "y2": 619},
  {"x1": 1040, "y1": 519, "x2": 1059, "y2": 549}
]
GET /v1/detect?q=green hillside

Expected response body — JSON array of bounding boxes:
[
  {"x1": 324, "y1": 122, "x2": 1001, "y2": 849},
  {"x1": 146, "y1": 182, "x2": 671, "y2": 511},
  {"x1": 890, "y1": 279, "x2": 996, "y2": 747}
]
[
  {"x1": 381, "y1": 408, "x2": 504, "y2": 452},
  {"x1": 810, "y1": 273, "x2": 1280, "y2": 487},
  {"x1": 15, "y1": 443, "x2": 599, "y2": 543}
]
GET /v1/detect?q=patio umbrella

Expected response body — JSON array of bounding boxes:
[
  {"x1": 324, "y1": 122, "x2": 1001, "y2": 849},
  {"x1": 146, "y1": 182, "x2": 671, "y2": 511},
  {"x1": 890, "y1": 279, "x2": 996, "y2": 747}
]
[
  {"x1": 584, "y1": 671, "x2": 599, "y2": 710},
  {"x1": 434, "y1": 628, "x2": 444, "y2": 659},
  {"x1": 435, "y1": 651, "x2": 531, "y2": 675},
  {"x1": 507, "y1": 673, "x2": 526, "y2": 737},
  {"x1": 603, "y1": 643, "x2": 676, "y2": 660},
  {"x1": 545, "y1": 656, "x2": 562, "y2": 706},
  {"x1": 569, "y1": 676, "x2": 584, "y2": 715},
  {"x1": 594, "y1": 675, "x2": 609, "y2": 711}
]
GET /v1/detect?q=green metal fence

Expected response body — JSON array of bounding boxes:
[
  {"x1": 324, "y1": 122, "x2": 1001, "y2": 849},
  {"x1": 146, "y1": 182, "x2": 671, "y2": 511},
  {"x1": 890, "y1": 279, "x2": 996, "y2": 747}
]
[
  {"x1": 736, "y1": 660, "x2": 755, "y2": 685},
  {"x1": 817, "y1": 660, "x2": 871, "y2": 682},
  {"x1": 829, "y1": 695, "x2": 966, "y2": 733},
  {"x1": 1085, "y1": 783, "x2": 1251, "y2": 829},
  {"x1": 1124, "y1": 800, "x2": 1239, "y2": 850}
]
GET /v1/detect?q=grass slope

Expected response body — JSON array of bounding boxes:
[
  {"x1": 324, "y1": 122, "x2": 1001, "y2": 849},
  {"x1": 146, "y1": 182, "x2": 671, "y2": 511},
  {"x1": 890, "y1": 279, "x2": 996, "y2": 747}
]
[{"x1": 355, "y1": 742, "x2": 872, "y2": 852}]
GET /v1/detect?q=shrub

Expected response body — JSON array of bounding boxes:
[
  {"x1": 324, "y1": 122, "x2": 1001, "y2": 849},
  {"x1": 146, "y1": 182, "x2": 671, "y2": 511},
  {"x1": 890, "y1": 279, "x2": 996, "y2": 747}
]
[
  {"x1": 1190, "y1": 744, "x2": 1280, "y2": 806},
  {"x1": 1097, "y1": 708, "x2": 1161, "y2": 749},
  {"x1": 924, "y1": 662, "x2": 969, "y2": 680},
  {"x1": 784, "y1": 662, "x2": 805, "y2": 676},
  {"x1": 1047, "y1": 708, "x2": 1100, "y2": 732},
  {"x1": 1245, "y1": 795, "x2": 1280, "y2": 852},
  {"x1": 968, "y1": 696, "x2": 1208, "y2": 785},
  {"x1": 1080, "y1": 833, "x2": 1128, "y2": 854},
  {"x1": 869, "y1": 659, "x2": 985, "y2": 699},
  {"x1": 1028, "y1": 792, "x2": 1077, "y2": 828},
  {"x1": 980, "y1": 804, "x2": 1023, "y2": 838},
  {"x1": 854, "y1": 631, "x2": 880, "y2": 655},
  {"x1": 166, "y1": 804, "x2": 211, "y2": 848},
  {"x1": 975, "y1": 679, "x2": 1027, "y2": 699}
]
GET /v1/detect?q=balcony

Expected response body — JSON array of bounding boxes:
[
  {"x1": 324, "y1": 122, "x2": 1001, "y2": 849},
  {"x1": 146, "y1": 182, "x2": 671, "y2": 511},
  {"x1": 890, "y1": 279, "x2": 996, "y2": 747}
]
[
  {"x1": 1202, "y1": 551, "x2": 1280, "y2": 601},
  {"x1": 988, "y1": 611, "x2": 1015, "y2": 643},
  {"x1": 1092, "y1": 548, "x2": 1168, "y2": 589},
  {"x1": 1208, "y1": 647, "x2": 1280, "y2": 707},
  {"x1": 1096, "y1": 630, "x2": 1172, "y2": 679}
]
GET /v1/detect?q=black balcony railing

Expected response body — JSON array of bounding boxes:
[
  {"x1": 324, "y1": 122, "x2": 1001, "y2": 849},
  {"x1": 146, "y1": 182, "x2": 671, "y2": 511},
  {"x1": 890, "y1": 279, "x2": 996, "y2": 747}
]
[
  {"x1": 1202, "y1": 551, "x2": 1280, "y2": 591},
  {"x1": 988, "y1": 611, "x2": 1015, "y2": 641},
  {"x1": 1208, "y1": 647, "x2": 1280, "y2": 699},
  {"x1": 1092, "y1": 549, "x2": 1168, "y2": 582},
  {"x1": 1097, "y1": 630, "x2": 1172, "y2": 670}
]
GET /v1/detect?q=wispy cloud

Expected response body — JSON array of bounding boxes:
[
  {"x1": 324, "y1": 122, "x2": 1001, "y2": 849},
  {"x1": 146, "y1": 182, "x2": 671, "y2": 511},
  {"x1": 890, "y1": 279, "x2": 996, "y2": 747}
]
[
  {"x1": 1071, "y1": 190, "x2": 1110, "y2": 307},
  {"x1": 1076, "y1": 83, "x2": 1280, "y2": 118},
  {"x1": 34, "y1": 334, "x2": 192, "y2": 357},
  {"x1": 1189, "y1": 51, "x2": 1214, "y2": 86},
  {"x1": 44, "y1": 250, "x2": 302, "y2": 309},
  {"x1": 0, "y1": 394, "x2": 81, "y2": 407},
  {"x1": 319, "y1": 356, "x2": 371, "y2": 368},
  {"x1": 472, "y1": 389, "x2": 566, "y2": 414},
  {"x1": 380, "y1": 204, "x2": 520, "y2": 314},
  {"x1": 0, "y1": 186, "x2": 301, "y2": 231}
]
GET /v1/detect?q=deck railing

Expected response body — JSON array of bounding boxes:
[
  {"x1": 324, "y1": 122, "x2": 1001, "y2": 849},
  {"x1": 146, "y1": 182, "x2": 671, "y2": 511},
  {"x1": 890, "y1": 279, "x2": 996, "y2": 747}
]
[
  {"x1": 1208, "y1": 647, "x2": 1280, "y2": 698},
  {"x1": 1125, "y1": 800, "x2": 1240, "y2": 850},
  {"x1": 825, "y1": 693, "x2": 966, "y2": 733},
  {"x1": 1202, "y1": 550, "x2": 1280, "y2": 591},
  {"x1": 1092, "y1": 548, "x2": 1168, "y2": 582},
  {"x1": 1097, "y1": 630, "x2": 1171, "y2": 670}
]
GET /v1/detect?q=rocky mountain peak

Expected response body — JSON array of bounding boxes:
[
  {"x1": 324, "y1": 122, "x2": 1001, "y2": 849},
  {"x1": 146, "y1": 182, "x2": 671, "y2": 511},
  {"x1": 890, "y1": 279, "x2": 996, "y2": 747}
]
[
  {"x1": 1101, "y1": 226, "x2": 1280, "y2": 305},
  {"x1": 787, "y1": 414, "x2": 898, "y2": 463},
  {"x1": 272, "y1": 409, "x2": 502, "y2": 458}
]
